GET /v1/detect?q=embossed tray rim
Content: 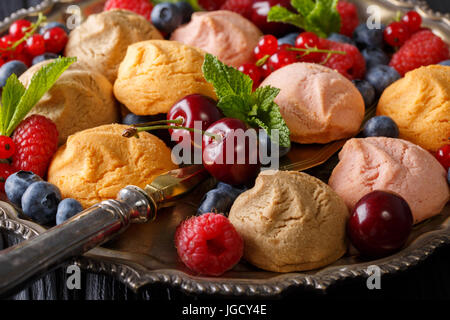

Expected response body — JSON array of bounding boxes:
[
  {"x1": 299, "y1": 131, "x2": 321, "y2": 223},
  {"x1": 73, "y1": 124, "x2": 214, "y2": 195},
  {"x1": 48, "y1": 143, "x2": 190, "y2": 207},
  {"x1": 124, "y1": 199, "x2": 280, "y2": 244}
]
[{"x1": 0, "y1": 0, "x2": 449, "y2": 297}]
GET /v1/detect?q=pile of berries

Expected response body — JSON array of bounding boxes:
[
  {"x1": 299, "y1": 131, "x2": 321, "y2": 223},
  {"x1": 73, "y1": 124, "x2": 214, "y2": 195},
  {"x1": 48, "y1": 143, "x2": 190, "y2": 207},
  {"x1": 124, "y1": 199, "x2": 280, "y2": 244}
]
[{"x1": 5, "y1": 170, "x2": 83, "y2": 225}]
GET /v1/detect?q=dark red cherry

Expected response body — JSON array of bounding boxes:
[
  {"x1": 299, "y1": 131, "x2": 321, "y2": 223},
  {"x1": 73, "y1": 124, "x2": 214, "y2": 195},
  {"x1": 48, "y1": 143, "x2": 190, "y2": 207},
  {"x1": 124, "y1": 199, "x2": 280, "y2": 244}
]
[
  {"x1": 250, "y1": 0, "x2": 296, "y2": 36},
  {"x1": 202, "y1": 118, "x2": 260, "y2": 185},
  {"x1": 167, "y1": 94, "x2": 222, "y2": 146},
  {"x1": 435, "y1": 144, "x2": 450, "y2": 170},
  {"x1": 348, "y1": 190, "x2": 413, "y2": 258}
]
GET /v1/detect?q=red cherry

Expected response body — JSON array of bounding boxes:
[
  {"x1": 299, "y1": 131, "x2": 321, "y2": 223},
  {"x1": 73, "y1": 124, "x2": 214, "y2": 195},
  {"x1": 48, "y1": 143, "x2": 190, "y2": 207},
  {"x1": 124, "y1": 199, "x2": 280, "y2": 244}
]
[
  {"x1": 384, "y1": 22, "x2": 411, "y2": 47},
  {"x1": 25, "y1": 34, "x2": 45, "y2": 57},
  {"x1": 250, "y1": 0, "x2": 295, "y2": 36},
  {"x1": 295, "y1": 32, "x2": 324, "y2": 63},
  {"x1": 43, "y1": 27, "x2": 68, "y2": 54},
  {"x1": 254, "y1": 35, "x2": 278, "y2": 60},
  {"x1": 267, "y1": 50, "x2": 297, "y2": 71},
  {"x1": 0, "y1": 135, "x2": 16, "y2": 159},
  {"x1": 167, "y1": 94, "x2": 222, "y2": 146},
  {"x1": 9, "y1": 19, "x2": 32, "y2": 39},
  {"x1": 202, "y1": 118, "x2": 260, "y2": 185},
  {"x1": 402, "y1": 11, "x2": 422, "y2": 33},
  {"x1": 348, "y1": 190, "x2": 413, "y2": 257},
  {"x1": 435, "y1": 144, "x2": 450, "y2": 170},
  {"x1": 238, "y1": 63, "x2": 262, "y2": 89}
]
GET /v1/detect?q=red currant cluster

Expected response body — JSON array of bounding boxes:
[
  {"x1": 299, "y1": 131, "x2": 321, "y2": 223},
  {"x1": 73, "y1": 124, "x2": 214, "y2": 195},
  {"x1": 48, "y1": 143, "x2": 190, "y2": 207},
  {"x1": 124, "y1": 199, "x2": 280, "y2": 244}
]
[
  {"x1": 383, "y1": 11, "x2": 422, "y2": 47},
  {"x1": 0, "y1": 16, "x2": 68, "y2": 68}
]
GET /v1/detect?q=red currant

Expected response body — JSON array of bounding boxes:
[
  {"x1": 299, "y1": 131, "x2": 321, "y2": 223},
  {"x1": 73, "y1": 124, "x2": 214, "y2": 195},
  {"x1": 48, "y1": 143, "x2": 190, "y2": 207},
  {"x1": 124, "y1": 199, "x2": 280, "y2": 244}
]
[
  {"x1": 9, "y1": 19, "x2": 32, "y2": 39},
  {"x1": 25, "y1": 34, "x2": 45, "y2": 57},
  {"x1": 435, "y1": 144, "x2": 450, "y2": 170},
  {"x1": 267, "y1": 50, "x2": 297, "y2": 71},
  {"x1": 295, "y1": 32, "x2": 323, "y2": 63},
  {"x1": 259, "y1": 63, "x2": 272, "y2": 78},
  {"x1": 401, "y1": 11, "x2": 422, "y2": 33},
  {"x1": 43, "y1": 27, "x2": 68, "y2": 54},
  {"x1": 238, "y1": 63, "x2": 262, "y2": 89},
  {"x1": 384, "y1": 22, "x2": 410, "y2": 47},
  {"x1": 14, "y1": 52, "x2": 32, "y2": 67},
  {"x1": 254, "y1": 35, "x2": 278, "y2": 60},
  {"x1": 0, "y1": 136, "x2": 16, "y2": 159}
]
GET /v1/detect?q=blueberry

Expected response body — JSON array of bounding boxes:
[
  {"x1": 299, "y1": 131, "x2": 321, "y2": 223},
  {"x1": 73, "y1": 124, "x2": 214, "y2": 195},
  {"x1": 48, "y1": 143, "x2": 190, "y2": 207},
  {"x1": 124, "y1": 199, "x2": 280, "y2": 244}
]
[
  {"x1": 328, "y1": 33, "x2": 356, "y2": 46},
  {"x1": 362, "y1": 47, "x2": 389, "y2": 68},
  {"x1": 0, "y1": 234, "x2": 3, "y2": 250},
  {"x1": 447, "y1": 168, "x2": 450, "y2": 185},
  {"x1": 5, "y1": 171, "x2": 43, "y2": 208},
  {"x1": 0, "y1": 61, "x2": 28, "y2": 87},
  {"x1": 438, "y1": 60, "x2": 450, "y2": 66},
  {"x1": 258, "y1": 130, "x2": 291, "y2": 158},
  {"x1": 56, "y1": 198, "x2": 83, "y2": 225},
  {"x1": 278, "y1": 32, "x2": 299, "y2": 46},
  {"x1": 32, "y1": 53, "x2": 59, "y2": 65},
  {"x1": 39, "y1": 22, "x2": 69, "y2": 35},
  {"x1": 363, "y1": 116, "x2": 399, "y2": 138},
  {"x1": 122, "y1": 113, "x2": 160, "y2": 125},
  {"x1": 352, "y1": 79, "x2": 376, "y2": 107},
  {"x1": 21, "y1": 181, "x2": 62, "y2": 225},
  {"x1": 175, "y1": 1, "x2": 194, "y2": 24},
  {"x1": 365, "y1": 65, "x2": 400, "y2": 96},
  {"x1": 197, "y1": 183, "x2": 247, "y2": 216},
  {"x1": 151, "y1": 3, "x2": 183, "y2": 34},
  {"x1": 353, "y1": 23, "x2": 385, "y2": 49}
]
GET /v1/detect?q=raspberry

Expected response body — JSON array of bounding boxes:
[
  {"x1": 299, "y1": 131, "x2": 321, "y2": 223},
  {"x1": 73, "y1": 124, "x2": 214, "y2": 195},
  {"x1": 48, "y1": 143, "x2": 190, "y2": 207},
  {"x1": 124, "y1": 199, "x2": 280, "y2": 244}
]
[
  {"x1": 320, "y1": 38, "x2": 366, "y2": 80},
  {"x1": 104, "y1": 0, "x2": 153, "y2": 20},
  {"x1": 12, "y1": 115, "x2": 59, "y2": 178},
  {"x1": 220, "y1": 0, "x2": 253, "y2": 18},
  {"x1": 389, "y1": 30, "x2": 450, "y2": 76},
  {"x1": 175, "y1": 213, "x2": 243, "y2": 276},
  {"x1": 0, "y1": 163, "x2": 16, "y2": 193},
  {"x1": 337, "y1": 1, "x2": 359, "y2": 37},
  {"x1": 199, "y1": 0, "x2": 227, "y2": 11}
]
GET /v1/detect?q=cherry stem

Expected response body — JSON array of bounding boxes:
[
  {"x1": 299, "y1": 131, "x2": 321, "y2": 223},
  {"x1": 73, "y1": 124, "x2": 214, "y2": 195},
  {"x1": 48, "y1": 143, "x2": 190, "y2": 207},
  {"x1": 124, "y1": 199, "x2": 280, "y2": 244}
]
[
  {"x1": 287, "y1": 47, "x2": 347, "y2": 55},
  {"x1": 131, "y1": 118, "x2": 183, "y2": 127},
  {"x1": 2, "y1": 13, "x2": 47, "y2": 52},
  {"x1": 122, "y1": 124, "x2": 221, "y2": 141}
]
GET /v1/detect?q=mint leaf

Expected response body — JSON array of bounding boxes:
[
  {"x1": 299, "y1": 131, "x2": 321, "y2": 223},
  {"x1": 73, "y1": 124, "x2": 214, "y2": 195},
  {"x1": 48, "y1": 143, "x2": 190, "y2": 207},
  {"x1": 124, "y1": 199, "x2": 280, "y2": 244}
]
[
  {"x1": 6, "y1": 57, "x2": 76, "y2": 136},
  {"x1": 0, "y1": 75, "x2": 25, "y2": 135},
  {"x1": 291, "y1": 0, "x2": 315, "y2": 17},
  {"x1": 217, "y1": 95, "x2": 251, "y2": 123},
  {"x1": 267, "y1": 6, "x2": 306, "y2": 29}
]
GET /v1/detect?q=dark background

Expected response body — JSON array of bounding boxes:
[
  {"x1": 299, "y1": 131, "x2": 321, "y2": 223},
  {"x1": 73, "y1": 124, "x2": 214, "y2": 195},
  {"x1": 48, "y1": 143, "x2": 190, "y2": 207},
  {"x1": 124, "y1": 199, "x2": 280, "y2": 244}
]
[{"x1": 0, "y1": 0, "x2": 449, "y2": 300}]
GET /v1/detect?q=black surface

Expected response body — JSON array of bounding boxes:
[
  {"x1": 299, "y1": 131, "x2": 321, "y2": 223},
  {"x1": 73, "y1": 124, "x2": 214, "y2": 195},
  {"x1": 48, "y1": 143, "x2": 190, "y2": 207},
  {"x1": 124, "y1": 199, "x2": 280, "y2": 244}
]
[{"x1": 0, "y1": 0, "x2": 449, "y2": 301}]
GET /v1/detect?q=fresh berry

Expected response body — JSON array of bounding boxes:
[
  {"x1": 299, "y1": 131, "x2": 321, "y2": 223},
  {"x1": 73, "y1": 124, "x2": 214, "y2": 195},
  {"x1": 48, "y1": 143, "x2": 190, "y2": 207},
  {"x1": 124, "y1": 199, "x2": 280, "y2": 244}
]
[
  {"x1": 167, "y1": 94, "x2": 222, "y2": 146},
  {"x1": 435, "y1": 144, "x2": 450, "y2": 170},
  {"x1": 151, "y1": 3, "x2": 183, "y2": 34},
  {"x1": 39, "y1": 22, "x2": 70, "y2": 35},
  {"x1": 254, "y1": 35, "x2": 278, "y2": 60},
  {"x1": 9, "y1": 19, "x2": 32, "y2": 39},
  {"x1": 384, "y1": 22, "x2": 410, "y2": 47},
  {"x1": 277, "y1": 32, "x2": 299, "y2": 46},
  {"x1": 43, "y1": 27, "x2": 68, "y2": 54},
  {"x1": 258, "y1": 129, "x2": 290, "y2": 158},
  {"x1": 32, "y1": 52, "x2": 59, "y2": 65},
  {"x1": 0, "y1": 35, "x2": 23, "y2": 60},
  {"x1": 25, "y1": 34, "x2": 45, "y2": 57},
  {"x1": 337, "y1": 1, "x2": 359, "y2": 37},
  {"x1": 389, "y1": 30, "x2": 450, "y2": 76},
  {"x1": 104, "y1": 0, "x2": 153, "y2": 20},
  {"x1": 267, "y1": 49, "x2": 297, "y2": 71},
  {"x1": 238, "y1": 63, "x2": 262, "y2": 89},
  {"x1": 328, "y1": 32, "x2": 356, "y2": 46},
  {"x1": 259, "y1": 62, "x2": 272, "y2": 78},
  {"x1": 353, "y1": 23, "x2": 385, "y2": 49},
  {"x1": 56, "y1": 198, "x2": 83, "y2": 225},
  {"x1": 438, "y1": 60, "x2": 450, "y2": 66},
  {"x1": 14, "y1": 53, "x2": 32, "y2": 67},
  {"x1": 348, "y1": 190, "x2": 413, "y2": 257},
  {"x1": 447, "y1": 168, "x2": 450, "y2": 185},
  {"x1": 401, "y1": 11, "x2": 422, "y2": 33},
  {"x1": 175, "y1": 1, "x2": 194, "y2": 24},
  {"x1": 12, "y1": 115, "x2": 59, "y2": 178},
  {"x1": 197, "y1": 182, "x2": 247, "y2": 215},
  {"x1": 203, "y1": 118, "x2": 260, "y2": 185},
  {"x1": 175, "y1": 212, "x2": 244, "y2": 276},
  {"x1": 320, "y1": 39, "x2": 366, "y2": 80},
  {"x1": 21, "y1": 181, "x2": 61, "y2": 225},
  {"x1": 362, "y1": 116, "x2": 399, "y2": 138},
  {"x1": 250, "y1": 0, "x2": 295, "y2": 36},
  {"x1": 122, "y1": 113, "x2": 158, "y2": 126},
  {"x1": 5, "y1": 171, "x2": 42, "y2": 207},
  {"x1": 220, "y1": 0, "x2": 253, "y2": 18},
  {"x1": 352, "y1": 79, "x2": 375, "y2": 107},
  {"x1": 0, "y1": 60, "x2": 28, "y2": 87},
  {"x1": 362, "y1": 47, "x2": 389, "y2": 68},
  {"x1": 365, "y1": 64, "x2": 400, "y2": 95},
  {"x1": 0, "y1": 136, "x2": 16, "y2": 159},
  {"x1": 198, "y1": 0, "x2": 226, "y2": 11},
  {"x1": 0, "y1": 163, "x2": 16, "y2": 193}
]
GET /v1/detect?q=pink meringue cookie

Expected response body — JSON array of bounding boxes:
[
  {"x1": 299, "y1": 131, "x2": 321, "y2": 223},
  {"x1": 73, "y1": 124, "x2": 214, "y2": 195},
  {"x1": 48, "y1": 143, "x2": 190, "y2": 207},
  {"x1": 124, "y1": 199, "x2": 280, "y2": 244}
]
[
  {"x1": 170, "y1": 10, "x2": 262, "y2": 67},
  {"x1": 329, "y1": 137, "x2": 449, "y2": 224}
]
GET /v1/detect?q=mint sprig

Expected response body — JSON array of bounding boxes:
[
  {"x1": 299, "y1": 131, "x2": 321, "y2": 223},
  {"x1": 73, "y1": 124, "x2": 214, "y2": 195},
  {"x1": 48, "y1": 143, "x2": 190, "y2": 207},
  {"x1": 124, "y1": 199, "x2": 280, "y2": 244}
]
[
  {"x1": 268, "y1": 0, "x2": 341, "y2": 38},
  {"x1": 202, "y1": 54, "x2": 291, "y2": 148},
  {"x1": 0, "y1": 57, "x2": 77, "y2": 136}
]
